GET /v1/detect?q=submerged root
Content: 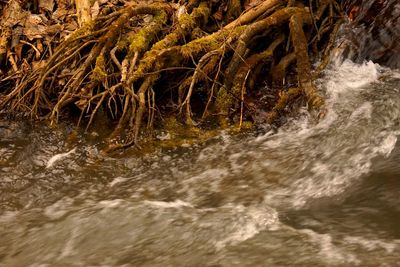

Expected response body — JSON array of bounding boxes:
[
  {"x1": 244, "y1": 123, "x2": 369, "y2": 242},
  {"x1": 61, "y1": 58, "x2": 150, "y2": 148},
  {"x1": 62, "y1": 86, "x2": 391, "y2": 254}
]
[{"x1": 0, "y1": 0, "x2": 343, "y2": 152}]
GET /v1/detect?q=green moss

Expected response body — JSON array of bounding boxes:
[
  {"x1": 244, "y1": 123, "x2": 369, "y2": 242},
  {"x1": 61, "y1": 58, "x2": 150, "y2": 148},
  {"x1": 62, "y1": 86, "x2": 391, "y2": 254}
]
[
  {"x1": 163, "y1": 116, "x2": 179, "y2": 131},
  {"x1": 65, "y1": 21, "x2": 94, "y2": 41},
  {"x1": 133, "y1": 49, "x2": 159, "y2": 78},
  {"x1": 192, "y1": 2, "x2": 210, "y2": 24},
  {"x1": 155, "y1": 116, "x2": 223, "y2": 149},
  {"x1": 180, "y1": 36, "x2": 219, "y2": 58},
  {"x1": 116, "y1": 36, "x2": 130, "y2": 50},
  {"x1": 178, "y1": 13, "x2": 196, "y2": 28},
  {"x1": 151, "y1": 3, "x2": 211, "y2": 52},
  {"x1": 215, "y1": 87, "x2": 234, "y2": 116},
  {"x1": 180, "y1": 24, "x2": 246, "y2": 58},
  {"x1": 240, "y1": 121, "x2": 253, "y2": 129},
  {"x1": 129, "y1": 11, "x2": 167, "y2": 53},
  {"x1": 154, "y1": 10, "x2": 168, "y2": 24},
  {"x1": 129, "y1": 31, "x2": 148, "y2": 52},
  {"x1": 92, "y1": 54, "x2": 107, "y2": 81}
]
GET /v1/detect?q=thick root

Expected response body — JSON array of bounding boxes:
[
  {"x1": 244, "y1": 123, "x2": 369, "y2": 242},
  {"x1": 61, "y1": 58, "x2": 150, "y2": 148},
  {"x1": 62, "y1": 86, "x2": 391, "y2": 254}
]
[
  {"x1": 0, "y1": 0, "x2": 343, "y2": 152},
  {"x1": 290, "y1": 13, "x2": 324, "y2": 109}
]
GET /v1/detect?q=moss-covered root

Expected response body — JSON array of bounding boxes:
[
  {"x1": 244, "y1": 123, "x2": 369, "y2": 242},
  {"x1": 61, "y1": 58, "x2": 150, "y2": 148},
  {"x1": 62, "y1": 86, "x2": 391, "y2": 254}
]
[
  {"x1": 224, "y1": 7, "x2": 306, "y2": 91},
  {"x1": 126, "y1": 2, "x2": 212, "y2": 87},
  {"x1": 289, "y1": 12, "x2": 324, "y2": 109},
  {"x1": 48, "y1": 3, "x2": 172, "y2": 125},
  {"x1": 216, "y1": 35, "x2": 285, "y2": 120},
  {"x1": 181, "y1": 49, "x2": 222, "y2": 125},
  {"x1": 131, "y1": 75, "x2": 158, "y2": 144},
  {"x1": 271, "y1": 52, "x2": 296, "y2": 87},
  {"x1": 225, "y1": 0, "x2": 283, "y2": 29},
  {"x1": 152, "y1": 2, "x2": 210, "y2": 51},
  {"x1": 120, "y1": 9, "x2": 169, "y2": 82},
  {"x1": 266, "y1": 87, "x2": 302, "y2": 123}
]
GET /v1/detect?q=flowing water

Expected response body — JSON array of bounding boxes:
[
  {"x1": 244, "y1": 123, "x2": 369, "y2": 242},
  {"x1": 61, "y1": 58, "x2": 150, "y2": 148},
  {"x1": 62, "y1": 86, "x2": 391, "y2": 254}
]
[
  {"x1": 1, "y1": 59, "x2": 400, "y2": 266},
  {"x1": 1, "y1": 9, "x2": 400, "y2": 267}
]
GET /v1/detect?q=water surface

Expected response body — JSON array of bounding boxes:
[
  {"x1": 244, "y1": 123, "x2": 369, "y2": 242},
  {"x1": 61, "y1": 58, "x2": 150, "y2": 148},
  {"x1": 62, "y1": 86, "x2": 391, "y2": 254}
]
[{"x1": 1, "y1": 60, "x2": 400, "y2": 266}]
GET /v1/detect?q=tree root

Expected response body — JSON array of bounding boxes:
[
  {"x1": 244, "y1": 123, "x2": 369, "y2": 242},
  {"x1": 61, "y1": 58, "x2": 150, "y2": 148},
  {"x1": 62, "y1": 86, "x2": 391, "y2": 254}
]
[
  {"x1": 0, "y1": 0, "x2": 344, "y2": 152},
  {"x1": 290, "y1": 12, "x2": 324, "y2": 109}
]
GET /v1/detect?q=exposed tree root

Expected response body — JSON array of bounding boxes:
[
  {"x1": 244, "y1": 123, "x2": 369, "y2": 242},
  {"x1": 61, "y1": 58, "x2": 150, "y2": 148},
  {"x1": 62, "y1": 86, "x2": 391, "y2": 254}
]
[
  {"x1": 290, "y1": 12, "x2": 324, "y2": 109},
  {"x1": 0, "y1": 0, "x2": 344, "y2": 152}
]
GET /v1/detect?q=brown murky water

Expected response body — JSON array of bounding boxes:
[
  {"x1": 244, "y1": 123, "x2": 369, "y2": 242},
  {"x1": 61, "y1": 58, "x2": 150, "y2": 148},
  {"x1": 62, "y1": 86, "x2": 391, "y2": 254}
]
[{"x1": 1, "y1": 59, "x2": 400, "y2": 266}]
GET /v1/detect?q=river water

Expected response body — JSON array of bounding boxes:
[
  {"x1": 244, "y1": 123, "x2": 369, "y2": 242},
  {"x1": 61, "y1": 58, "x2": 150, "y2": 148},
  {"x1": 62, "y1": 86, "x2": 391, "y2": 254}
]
[
  {"x1": 1, "y1": 57, "x2": 400, "y2": 266},
  {"x1": 2, "y1": 0, "x2": 400, "y2": 261}
]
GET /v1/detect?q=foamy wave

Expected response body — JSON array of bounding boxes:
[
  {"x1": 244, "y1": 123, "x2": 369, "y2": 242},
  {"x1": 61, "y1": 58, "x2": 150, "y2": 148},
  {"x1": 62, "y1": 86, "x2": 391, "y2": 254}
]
[
  {"x1": 44, "y1": 197, "x2": 75, "y2": 220},
  {"x1": 215, "y1": 205, "x2": 280, "y2": 250},
  {"x1": 344, "y1": 236, "x2": 400, "y2": 254},
  {"x1": 325, "y1": 60, "x2": 380, "y2": 98},
  {"x1": 261, "y1": 59, "x2": 399, "y2": 209},
  {"x1": 299, "y1": 229, "x2": 361, "y2": 265},
  {"x1": 144, "y1": 199, "x2": 193, "y2": 208}
]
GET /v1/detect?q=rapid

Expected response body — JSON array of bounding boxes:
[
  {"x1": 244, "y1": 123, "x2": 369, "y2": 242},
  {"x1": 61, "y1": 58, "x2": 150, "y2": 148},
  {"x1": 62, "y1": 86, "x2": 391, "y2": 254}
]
[{"x1": 1, "y1": 3, "x2": 400, "y2": 266}]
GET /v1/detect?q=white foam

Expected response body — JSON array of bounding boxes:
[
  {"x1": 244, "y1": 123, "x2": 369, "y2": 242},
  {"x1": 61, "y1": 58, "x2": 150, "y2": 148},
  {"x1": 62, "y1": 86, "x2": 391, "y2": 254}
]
[
  {"x1": 44, "y1": 197, "x2": 74, "y2": 220},
  {"x1": 144, "y1": 199, "x2": 193, "y2": 208},
  {"x1": 215, "y1": 205, "x2": 280, "y2": 250},
  {"x1": 325, "y1": 60, "x2": 380, "y2": 99},
  {"x1": 0, "y1": 210, "x2": 18, "y2": 223},
  {"x1": 98, "y1": 199, "x2": 125, "y2": 208},
  {"x1": 344, "y1": 236, "x2": 400, "y2": 254},
  {"x1": 349, "y1": 102, "x2": 373, "y2": 121},
  {"x1": 46, "y1": 147, "x2": 76, "y2": 168},
  {"x1": 181, "y1": 168, "x2": 229, "y2": 200},
  {"x1": 156, "y1": 132, "x2": 171, "y2": 141},
  {"x1": 373, "y1": 134, "x2": 397, "y2": 157},
  {"x1": 59, "y1": 227, "x2": 79, "y2": 259},
  {"x1": 261, "y1": 59, "x2": 398, "y2": 209},
  {"x1": 299, "y1": 229, "x2": 360, "y2": 265},
  {"x1": 109, "y1": 176, "x2": 128, "y2": 187}
]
